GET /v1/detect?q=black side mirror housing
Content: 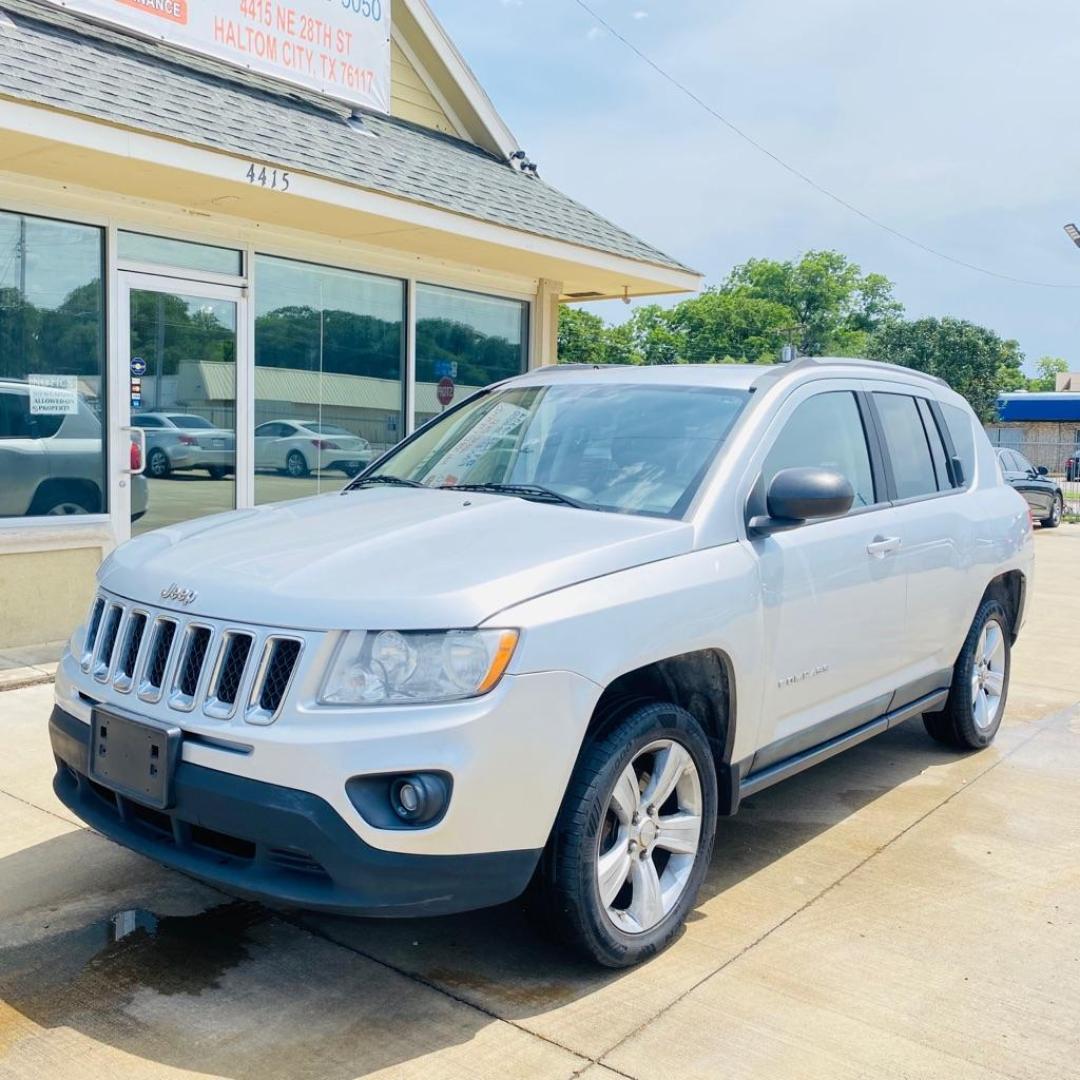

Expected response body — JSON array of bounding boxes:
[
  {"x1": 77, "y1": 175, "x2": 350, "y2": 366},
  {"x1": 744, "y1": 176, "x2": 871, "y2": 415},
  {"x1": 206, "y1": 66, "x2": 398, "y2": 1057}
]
[
  {"x1": 749, "y1": 467, "x2": 855, "y2": 535},
  {"x1": 1037, "y1": 465, "x2": 1049, "y2": 476}
]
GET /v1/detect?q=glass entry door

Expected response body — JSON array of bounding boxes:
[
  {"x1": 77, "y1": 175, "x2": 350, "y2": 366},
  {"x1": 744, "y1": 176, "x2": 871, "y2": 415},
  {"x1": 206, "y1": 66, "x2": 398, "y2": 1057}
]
[{"x1": 116, "y1": 273, "x2": 246, "y2": 541}]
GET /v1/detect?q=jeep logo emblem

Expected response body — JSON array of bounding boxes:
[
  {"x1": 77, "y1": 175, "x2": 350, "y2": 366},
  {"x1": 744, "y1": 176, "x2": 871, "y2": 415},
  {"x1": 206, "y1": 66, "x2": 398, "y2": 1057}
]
[{"x1": 160, "y1": 583, "x2": 197, "y2": 606}]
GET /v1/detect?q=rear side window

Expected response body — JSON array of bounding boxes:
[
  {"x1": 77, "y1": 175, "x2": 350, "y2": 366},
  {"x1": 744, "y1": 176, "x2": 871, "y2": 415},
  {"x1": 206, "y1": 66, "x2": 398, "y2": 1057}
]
[
  {"x1": 940, "y1": 403, "x2": 976, "y2": 486},
  {"x1": 763, "y1": 391, "x2": 877, "y2": 510},
  {"x1": 873, "y1": 392, "x2": 938, "y2": 500}
]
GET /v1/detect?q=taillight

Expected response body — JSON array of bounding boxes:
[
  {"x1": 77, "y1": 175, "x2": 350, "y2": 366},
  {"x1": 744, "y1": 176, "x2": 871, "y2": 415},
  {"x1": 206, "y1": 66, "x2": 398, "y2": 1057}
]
[
  {"x1": 130, "y1": 440, "x2": 142, "y2": 471},
  {"x1": 179, "y1": 434, "x2": 198, "y2": 446},
  {"x1": 311, "y1": 439, "x2": 340, "y2": 450}
]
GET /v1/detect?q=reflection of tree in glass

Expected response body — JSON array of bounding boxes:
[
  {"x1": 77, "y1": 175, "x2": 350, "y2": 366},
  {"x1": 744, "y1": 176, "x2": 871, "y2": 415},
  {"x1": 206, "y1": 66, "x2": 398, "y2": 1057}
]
[
  {"x1": 129, "y1": 292, "x2": 235, "y2": 377},
  {"x1": 255, "y1": 305, "x2": 402, "y2": 379},
  {"x1": 416, "y1": 317, "x2": 522, "y2": 387},
  {"x1": 0, "y1": 282, "x2": 104, "y2": 379}
]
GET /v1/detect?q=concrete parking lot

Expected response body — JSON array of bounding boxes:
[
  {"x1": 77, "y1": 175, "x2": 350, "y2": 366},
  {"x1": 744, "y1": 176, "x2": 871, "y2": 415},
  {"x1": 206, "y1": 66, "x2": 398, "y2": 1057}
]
[{"x1": 1, "y1": 529, "x2": 1078, "y2": 1080}]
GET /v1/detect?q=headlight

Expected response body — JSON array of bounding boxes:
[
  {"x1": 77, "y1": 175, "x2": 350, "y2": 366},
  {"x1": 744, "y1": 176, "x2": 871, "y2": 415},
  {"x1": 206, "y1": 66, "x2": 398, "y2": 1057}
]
[{"x1": 319, "y1": 629, "x2": 519, "y2": 706}]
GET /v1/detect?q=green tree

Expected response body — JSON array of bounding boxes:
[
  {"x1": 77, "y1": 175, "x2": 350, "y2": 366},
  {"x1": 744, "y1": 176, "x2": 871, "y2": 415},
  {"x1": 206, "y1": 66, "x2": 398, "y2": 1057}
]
[
  {"x1": 868, "y1": 316, "x2": 1024, "y2": 422},
  {"x1": 723, "y1": 250, "x2": 903, "y2": 355},
  {"x1": 1027, "y1": 355, "x2": 1068, "y2": 392},
  {"x1": 557, "y1": 306, "x2": 613, "y2": 366},
  {"x1": 668, "y1": 290, "x2": 792, "y2": 363}
]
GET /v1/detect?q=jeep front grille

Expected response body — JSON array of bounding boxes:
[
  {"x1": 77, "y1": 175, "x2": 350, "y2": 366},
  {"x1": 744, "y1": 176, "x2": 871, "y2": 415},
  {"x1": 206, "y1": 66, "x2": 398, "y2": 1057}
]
[{"x1": 84, "y1": 590, "x2": 305, "y2": 724}]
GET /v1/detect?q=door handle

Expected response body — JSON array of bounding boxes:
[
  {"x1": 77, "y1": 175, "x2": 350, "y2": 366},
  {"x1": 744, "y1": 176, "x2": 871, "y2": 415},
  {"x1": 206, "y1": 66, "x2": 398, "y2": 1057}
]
[{"x1": 867, "y1": 535, "x2": 901, "y2": 558}]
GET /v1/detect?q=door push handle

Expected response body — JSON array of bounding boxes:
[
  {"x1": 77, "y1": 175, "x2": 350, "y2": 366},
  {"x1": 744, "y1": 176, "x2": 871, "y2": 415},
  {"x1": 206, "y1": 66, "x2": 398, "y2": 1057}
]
[{"x1": 867, "y1": 535, "x2": 901, "y2": 558}]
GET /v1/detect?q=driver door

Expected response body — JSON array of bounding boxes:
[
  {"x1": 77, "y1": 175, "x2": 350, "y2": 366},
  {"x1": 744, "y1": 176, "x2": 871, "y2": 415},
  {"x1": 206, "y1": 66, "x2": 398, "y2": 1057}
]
[{"x1": 746, "y1": 382, "x2": 908, "y2": 770}]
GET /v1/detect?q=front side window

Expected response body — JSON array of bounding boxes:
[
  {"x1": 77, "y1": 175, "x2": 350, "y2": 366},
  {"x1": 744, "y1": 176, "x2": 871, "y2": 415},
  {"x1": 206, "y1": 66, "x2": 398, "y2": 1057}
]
[
  {"x1": 0, "y1": 211, "x2": 106, "y2": 518},
  {"x1": 368, "y1": 383, "x2": 749, "y2": 518},
  {"x1": 873, "y1": 392, "x2": 939, "y2": 500},
  {"x1": 762, "y1": 391, "x2": 876, "y2": 511}
]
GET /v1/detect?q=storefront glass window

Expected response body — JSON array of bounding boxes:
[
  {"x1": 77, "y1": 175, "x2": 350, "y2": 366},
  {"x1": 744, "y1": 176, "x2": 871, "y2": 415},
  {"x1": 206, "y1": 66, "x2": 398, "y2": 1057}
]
[
  {"x1": 0, "y1": 211, "x2": 106, "y2": 518},
  {"x1": 253, "y1": 255, "x2": 405, "y2": 504},
  {"x1": 415, "y1": 284, "x2": 528, "y2": 426},
  {"x1": 118, "y1": 231, "x2": 242, "y2": 276}
]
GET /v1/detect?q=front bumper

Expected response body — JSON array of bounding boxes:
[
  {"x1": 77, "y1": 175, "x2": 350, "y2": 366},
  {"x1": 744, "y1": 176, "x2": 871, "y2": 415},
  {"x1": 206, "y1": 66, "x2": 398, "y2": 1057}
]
[{"x1": 50, "y1": 706, "x2": 541, "y2": 916}]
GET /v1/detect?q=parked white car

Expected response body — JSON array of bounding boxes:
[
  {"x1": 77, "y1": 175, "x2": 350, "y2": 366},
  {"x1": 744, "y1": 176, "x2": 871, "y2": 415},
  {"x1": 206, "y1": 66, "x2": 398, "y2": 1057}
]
[
  {"x1": 255, "y1": 420, "x2": 372, "y2": 478},
  {"x1": 51, "y1": 360, "x2": 1032, "y2": 966}
]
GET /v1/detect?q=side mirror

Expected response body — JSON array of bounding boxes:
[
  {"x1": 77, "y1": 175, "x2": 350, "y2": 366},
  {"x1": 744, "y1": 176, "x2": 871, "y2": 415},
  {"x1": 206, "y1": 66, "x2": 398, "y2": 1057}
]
[
  {"x1": 1037, "y1": 465, "x2": 1049, "y2": 476},
  {"x1": 749, "y1": 467, "x2": 855, "y2": 535}
]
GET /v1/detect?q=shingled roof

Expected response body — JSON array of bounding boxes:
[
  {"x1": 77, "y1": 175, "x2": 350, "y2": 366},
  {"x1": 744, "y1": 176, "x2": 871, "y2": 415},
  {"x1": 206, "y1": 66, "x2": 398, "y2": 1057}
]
[{"x1": 0, "y1": 0, "x2": 693, "y2": 274}]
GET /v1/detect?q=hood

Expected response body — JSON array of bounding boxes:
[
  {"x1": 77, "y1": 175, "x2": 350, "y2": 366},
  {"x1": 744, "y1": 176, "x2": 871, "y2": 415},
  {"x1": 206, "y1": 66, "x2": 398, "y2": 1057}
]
[{"x1": 100, "y1": 488, "x2": 694, "y2": 629}]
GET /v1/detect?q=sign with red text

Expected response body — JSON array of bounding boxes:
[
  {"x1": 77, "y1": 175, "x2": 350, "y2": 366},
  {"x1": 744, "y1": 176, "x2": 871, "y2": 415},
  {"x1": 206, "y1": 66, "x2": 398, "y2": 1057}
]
[{"x1": 48, "y1": 0, "x2": 391, "y2": 113}]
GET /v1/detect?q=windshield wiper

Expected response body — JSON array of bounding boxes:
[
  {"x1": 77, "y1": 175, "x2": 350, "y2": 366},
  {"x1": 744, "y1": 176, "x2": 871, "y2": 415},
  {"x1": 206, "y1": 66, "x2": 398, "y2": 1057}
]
[
  {"x1": 440, "y1": 482, "x2": 592, "y2": 510},
  {"x1": 345, "y1": 474, "x2": 426, "y2": 492}
]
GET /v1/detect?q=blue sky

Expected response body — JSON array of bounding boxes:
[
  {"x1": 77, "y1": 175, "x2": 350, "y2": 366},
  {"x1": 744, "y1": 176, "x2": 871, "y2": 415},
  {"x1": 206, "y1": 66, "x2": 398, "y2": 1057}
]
[{"x1": 435, "y1": 0, "x2": 1080, "y2": 372}]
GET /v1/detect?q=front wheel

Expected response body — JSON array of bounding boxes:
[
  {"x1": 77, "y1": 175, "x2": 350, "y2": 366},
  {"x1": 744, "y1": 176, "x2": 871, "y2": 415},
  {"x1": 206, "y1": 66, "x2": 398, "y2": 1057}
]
[
  {"x1": 1040, "y1": 494, "x2": 1063, "y2": 529},
  {"x1": 206, "y1": 466, "x2": 229, "y2": 481},
  {"x1": 536, "y1": 702, "x2": 717, "y2": 967},
  {"x1": 924, "y1": 599, "x2": 1011, "y2": 750}
]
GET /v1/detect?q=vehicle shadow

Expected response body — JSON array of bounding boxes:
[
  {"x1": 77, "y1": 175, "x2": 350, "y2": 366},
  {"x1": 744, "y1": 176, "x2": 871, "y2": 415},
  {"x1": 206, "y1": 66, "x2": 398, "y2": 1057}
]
[{"x1": 0, "y1": 719, "x2": 967, "y2": 1078}]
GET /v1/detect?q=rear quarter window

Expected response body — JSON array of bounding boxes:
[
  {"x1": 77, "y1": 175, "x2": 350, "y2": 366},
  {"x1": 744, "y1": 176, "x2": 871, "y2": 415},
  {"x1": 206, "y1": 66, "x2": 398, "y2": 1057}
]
[{"x1": 940, "y1": 403, "x2": 977, "y2": 487}]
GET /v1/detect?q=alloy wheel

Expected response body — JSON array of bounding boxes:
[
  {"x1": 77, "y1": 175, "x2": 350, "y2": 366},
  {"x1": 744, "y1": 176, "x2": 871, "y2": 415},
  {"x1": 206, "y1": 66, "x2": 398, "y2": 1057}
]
[
  {"x1": 596, "y1": 739, "x2": 703, "y2": 935},
  {"x1": 971, "y1": 618, "x2": 1006, "y2": 731}
]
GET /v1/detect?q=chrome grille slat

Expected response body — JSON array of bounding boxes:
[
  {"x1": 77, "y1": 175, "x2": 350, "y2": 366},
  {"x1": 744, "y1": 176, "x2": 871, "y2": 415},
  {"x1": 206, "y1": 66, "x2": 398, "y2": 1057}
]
[
  {"x1": 92, "y1": 604, "x2": 123, "y2": 682},
  {"x1": 246, "y1": 637, "x2": 304, "y2": 726},
  {"x1": 113, "y1": 611, "x2": 148, "y2": 694},
  {"x1": 85, "y1": 590, "x2": 305, "y2": 724}
]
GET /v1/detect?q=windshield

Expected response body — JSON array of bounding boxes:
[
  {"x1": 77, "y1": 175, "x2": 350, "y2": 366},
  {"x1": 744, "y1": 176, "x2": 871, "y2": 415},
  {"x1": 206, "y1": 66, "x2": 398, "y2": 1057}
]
[{"x1": 365, "y1": 382, "x2": 750, "y2": 518}]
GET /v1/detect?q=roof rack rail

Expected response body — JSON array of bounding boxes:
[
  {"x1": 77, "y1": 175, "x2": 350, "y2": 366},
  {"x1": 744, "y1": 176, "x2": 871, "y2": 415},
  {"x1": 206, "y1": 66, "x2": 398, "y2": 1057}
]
[{"x1": 751, "y1": 355, "x2": 948, "y2": 390}]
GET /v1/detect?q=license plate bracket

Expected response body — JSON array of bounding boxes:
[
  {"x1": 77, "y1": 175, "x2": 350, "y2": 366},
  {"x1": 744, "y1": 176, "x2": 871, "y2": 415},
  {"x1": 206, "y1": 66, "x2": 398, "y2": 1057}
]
[{"x1": 89, "y1": 707, "x2": 182, "y2": 810}]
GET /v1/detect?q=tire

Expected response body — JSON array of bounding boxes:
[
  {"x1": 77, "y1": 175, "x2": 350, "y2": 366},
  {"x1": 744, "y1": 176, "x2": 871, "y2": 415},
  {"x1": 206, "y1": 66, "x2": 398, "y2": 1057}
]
[
  {"x1": 535, "y1": 702, "x2": 718, "y2": 968},
  {"x1": 1040, "y1": 494, "x2": 1063, "y2": 529},
  {"x1": 342, "y1": 464, "x2": 362, "y2": 478},
  {"x1": 147, "y1": 447, "x2": 171, "y2": 479},
  {"x1": 924, "y1": 599, "x2": 1011, "y2": 750},
  {"x1": 286, "y1": 450, "x2": 310, "y2": 478},
  {"x1": 207, "y1": 466, "x2": 229, "y2": 481}
]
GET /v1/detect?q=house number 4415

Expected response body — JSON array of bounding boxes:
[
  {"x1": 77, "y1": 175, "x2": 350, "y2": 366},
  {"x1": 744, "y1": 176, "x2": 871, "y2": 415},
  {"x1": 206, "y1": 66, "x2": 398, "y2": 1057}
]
[{"x1": 245, "y1": 164, "x2": 291, "y2": 191}]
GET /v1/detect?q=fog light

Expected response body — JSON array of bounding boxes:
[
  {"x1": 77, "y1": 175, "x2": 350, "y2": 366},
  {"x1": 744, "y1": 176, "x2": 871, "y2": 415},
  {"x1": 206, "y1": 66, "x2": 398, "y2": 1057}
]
[
  {"x1": 346, "y1": 771, "x2": 452, "y2": 829},
  {"x1": 396, "y1": 780, "x2": 420, "y2": 815},
  {"x1": 389, "y1": 773, "x2": 450, "y2": 825}
]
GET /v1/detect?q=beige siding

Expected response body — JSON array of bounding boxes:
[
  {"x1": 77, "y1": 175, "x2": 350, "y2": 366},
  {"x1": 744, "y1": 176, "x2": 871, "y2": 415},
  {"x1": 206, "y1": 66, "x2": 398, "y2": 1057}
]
[
  {"x1": 0, "y1": 548, "x2": 100, "y2": 649},
  {"x1": 391, "y1": 40, "x2": 458, "y2": 137}
]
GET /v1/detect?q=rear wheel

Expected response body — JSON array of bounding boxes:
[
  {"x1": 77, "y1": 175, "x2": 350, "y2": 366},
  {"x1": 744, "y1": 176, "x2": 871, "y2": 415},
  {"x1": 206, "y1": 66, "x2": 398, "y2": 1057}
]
[
  {"x1": 286, "y1": 450, "x2": 310, "y2": 478},
  {"x1": 536, "y1": 702, "x2": 717, "y2": 967},
  {"x1": 207, "y1": 466, "x2": 229, "y2": 481},
  {"x1": 924, "y1": 599, "x2": 1011, "y2": 750},
  {"x1": 1040, "y1": 494, "x2": 1063, "y2": 529}
]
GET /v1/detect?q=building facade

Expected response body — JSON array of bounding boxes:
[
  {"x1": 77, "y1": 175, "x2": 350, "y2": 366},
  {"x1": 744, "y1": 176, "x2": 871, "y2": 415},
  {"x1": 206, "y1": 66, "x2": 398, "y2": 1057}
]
[{"x1": 0, "y1": 0, "x2": 699, "y2": 648}]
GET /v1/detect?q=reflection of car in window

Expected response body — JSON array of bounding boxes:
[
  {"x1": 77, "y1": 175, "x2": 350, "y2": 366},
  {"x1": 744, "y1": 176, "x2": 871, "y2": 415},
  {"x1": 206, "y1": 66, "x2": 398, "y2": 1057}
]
[
  {"x1": 255, "y1": 419, "x2": 372, "y2": 478},
  {"x1": 0, "y1": 378, "x2": 147, "y2": 519},
  {"x1": 132, "y1": 411, "x2": 235, "y2": 480},
  {"x1": 52, "y1": 361, "x2": 1034, "y2": 969}
]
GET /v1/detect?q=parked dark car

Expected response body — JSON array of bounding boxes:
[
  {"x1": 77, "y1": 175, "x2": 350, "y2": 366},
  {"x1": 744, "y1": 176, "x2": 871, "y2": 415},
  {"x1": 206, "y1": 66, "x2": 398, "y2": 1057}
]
[
  {"x1": 1066, "y1": 449, "x2": 1080, "y2": 482},
  {"x1": 996, "y1": 448, "x2": 1063, "y2": 528}
]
